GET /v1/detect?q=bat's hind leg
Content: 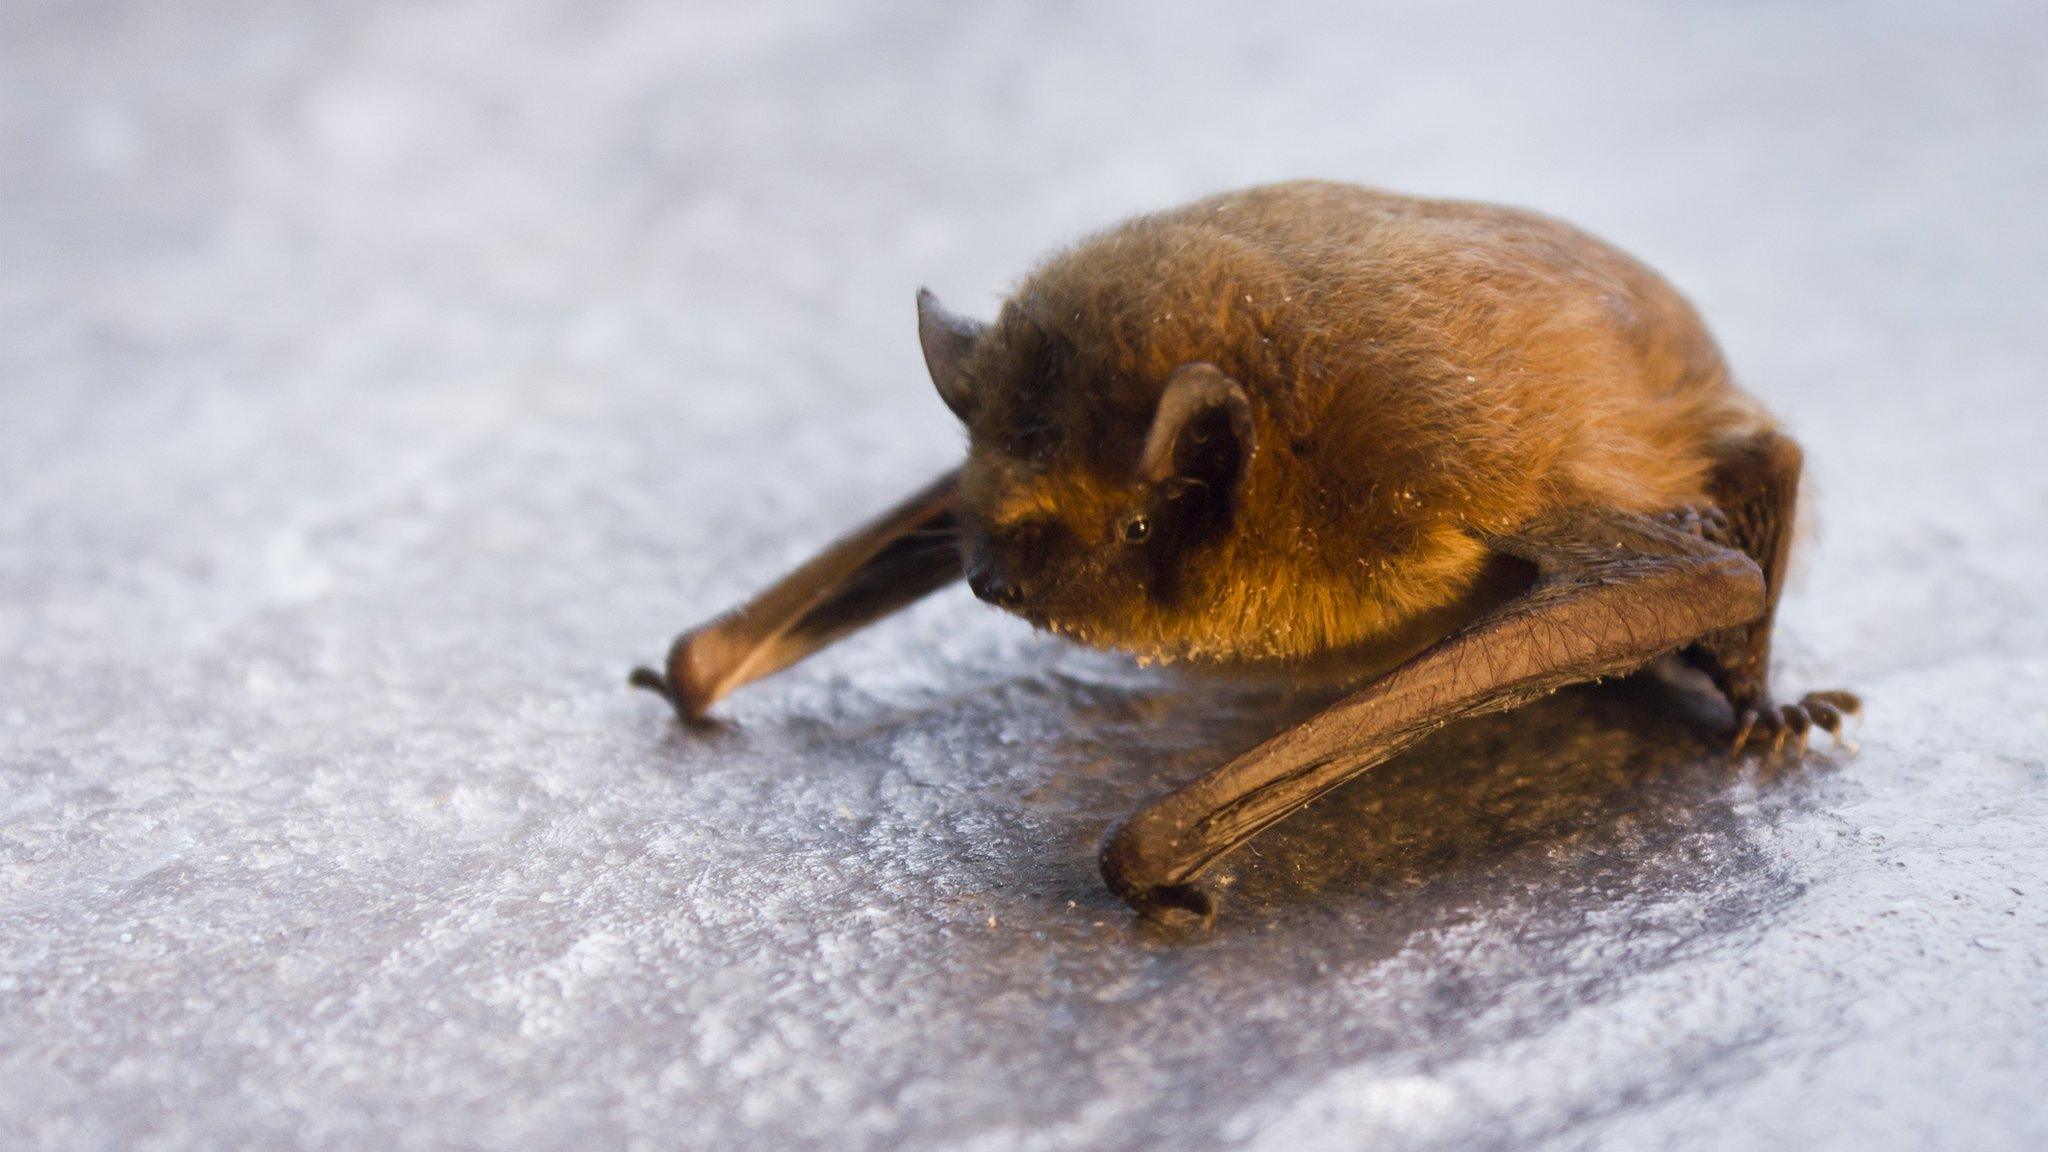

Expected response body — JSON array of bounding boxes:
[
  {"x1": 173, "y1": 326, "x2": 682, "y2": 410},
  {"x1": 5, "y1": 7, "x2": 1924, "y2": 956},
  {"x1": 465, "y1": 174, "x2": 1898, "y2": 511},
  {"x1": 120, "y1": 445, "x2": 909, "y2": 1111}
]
[{"x1": 1683, "y1": 429, "x2": 1860, "y2": 754}]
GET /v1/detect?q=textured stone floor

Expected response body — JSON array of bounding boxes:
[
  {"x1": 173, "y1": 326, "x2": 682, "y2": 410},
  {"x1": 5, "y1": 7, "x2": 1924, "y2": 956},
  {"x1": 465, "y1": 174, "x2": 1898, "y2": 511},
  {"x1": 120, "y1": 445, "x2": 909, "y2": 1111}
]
[{"x1": 4, "y1": 2, "x2": 2046, "y2": 1149}]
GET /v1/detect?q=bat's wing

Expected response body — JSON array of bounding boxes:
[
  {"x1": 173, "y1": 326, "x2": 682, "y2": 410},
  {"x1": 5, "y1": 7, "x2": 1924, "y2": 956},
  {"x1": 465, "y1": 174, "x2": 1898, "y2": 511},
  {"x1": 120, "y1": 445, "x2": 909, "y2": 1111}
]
[
  {"x1": 633, "y1": 469, "x2": 963, "y2": 721},
  {"x1": 1099, "y1": 507, "x2": 1772, "y2": 921}
]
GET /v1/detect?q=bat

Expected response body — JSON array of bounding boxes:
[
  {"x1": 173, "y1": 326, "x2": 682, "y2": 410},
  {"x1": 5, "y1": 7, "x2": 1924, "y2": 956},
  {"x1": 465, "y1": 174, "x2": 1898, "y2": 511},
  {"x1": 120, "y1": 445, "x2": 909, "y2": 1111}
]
[{"x1": 632, "y1": 181, "x2": 1859, "y2": 922}]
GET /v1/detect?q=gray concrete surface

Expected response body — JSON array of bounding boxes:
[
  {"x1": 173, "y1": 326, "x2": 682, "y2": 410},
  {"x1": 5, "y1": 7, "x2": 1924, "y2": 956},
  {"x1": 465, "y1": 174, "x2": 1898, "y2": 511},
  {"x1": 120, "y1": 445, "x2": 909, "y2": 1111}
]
[{"x1": 4, "y1": 2, "x2": 2046, "y2": 1149}]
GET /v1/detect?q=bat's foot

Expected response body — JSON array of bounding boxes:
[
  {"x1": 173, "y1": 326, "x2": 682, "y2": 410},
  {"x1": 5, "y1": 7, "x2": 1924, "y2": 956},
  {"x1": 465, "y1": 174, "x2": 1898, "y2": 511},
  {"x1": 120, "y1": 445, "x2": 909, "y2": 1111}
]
[
  {"x1": 1731, "y1": 690, "x2": 1862, "y2": 758},
  {"x1": 1660, "y1": 503, "x2": 1732, "y2": 543}
]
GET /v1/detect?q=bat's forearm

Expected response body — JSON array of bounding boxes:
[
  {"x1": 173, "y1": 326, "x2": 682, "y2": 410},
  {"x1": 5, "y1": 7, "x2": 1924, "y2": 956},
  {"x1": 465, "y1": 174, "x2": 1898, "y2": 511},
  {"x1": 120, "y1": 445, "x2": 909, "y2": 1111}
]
[
  {"x1": 1099, "y1": 512, "x2": 1768, "y2": 919},
  {"x1": 633, "y1": 469, "x2": 964, "y2": 721}
]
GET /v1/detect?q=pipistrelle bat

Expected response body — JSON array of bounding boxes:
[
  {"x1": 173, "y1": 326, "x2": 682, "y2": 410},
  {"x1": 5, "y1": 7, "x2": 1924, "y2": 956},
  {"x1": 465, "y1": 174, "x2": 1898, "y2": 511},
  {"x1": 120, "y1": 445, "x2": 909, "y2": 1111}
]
[{"x1": 631, "y1": 181, "x2": 1859, "y2": 922}]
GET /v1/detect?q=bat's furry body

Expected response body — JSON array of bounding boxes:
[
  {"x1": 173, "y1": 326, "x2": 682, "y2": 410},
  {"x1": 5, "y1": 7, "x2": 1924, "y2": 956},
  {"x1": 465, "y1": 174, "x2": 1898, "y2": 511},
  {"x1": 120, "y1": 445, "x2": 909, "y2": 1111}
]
[
  {"x1": 635, "y1": 181, "x2": 1857, "y2": 921},
  {"x1": 954, "y1": 181, "x2": 1765, "y2": 665}
]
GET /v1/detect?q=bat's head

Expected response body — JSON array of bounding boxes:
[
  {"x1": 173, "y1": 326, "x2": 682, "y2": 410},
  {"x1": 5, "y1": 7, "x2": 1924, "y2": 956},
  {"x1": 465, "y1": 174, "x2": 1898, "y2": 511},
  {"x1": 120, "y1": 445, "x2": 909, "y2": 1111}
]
[{"x1": 917, "y1": 288, "x2": 1268, "y2": 663}]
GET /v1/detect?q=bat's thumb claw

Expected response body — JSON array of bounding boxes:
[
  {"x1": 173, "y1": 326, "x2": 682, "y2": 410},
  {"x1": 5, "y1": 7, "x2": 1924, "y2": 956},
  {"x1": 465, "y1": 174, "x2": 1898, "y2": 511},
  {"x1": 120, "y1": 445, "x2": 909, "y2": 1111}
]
[
  {"x1": 632, "y1": 628, "x2": 736, "y2": 725},
  {"x1": 629, "y1": 665, "x2": 674, "y2": 700}
]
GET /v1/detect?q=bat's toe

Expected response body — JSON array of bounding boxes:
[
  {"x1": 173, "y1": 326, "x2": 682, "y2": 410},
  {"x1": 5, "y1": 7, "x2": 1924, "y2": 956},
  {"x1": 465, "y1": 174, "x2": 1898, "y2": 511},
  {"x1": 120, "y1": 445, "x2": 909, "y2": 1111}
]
[{"x1": 1731, "y1": 689, "x2": 1862, "y2": 759}]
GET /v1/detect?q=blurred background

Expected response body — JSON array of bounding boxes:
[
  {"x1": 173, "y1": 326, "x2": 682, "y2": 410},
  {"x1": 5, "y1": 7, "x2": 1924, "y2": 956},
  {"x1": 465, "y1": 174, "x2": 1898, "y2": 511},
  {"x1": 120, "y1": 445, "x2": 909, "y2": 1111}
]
[{"x1": 3, "y1": 3, "x2": 2045, "y2": 1150}]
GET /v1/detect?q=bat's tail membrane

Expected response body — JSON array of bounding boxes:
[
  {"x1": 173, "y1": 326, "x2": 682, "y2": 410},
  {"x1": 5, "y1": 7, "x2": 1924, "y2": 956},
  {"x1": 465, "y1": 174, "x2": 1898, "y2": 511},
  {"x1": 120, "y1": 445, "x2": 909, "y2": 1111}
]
[{"x1": 633, "y1": 469, "x2": 964, "y2": 721}]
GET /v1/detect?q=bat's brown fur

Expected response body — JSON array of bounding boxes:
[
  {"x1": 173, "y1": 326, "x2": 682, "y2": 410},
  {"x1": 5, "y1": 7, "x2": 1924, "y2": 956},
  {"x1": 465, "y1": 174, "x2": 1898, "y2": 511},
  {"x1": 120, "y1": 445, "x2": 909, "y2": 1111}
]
[{"x1": 946, "y1": 180, "x2": 1772, "y2": 666}]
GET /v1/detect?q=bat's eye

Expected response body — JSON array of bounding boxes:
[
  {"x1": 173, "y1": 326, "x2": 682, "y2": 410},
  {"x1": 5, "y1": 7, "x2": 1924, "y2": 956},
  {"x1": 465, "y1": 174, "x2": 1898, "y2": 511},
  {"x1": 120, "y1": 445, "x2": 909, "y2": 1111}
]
[{"x1": 1120, "y1": 514, "x2": 1151, "y2": 544}]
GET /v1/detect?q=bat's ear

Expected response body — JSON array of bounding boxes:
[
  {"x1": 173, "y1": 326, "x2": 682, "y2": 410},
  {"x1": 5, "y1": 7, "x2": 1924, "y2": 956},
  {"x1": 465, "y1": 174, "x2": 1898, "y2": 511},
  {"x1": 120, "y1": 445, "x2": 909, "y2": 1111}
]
[
  {"x1": 917, "y1": 288, "x2": 986, "y2": 423},
  {"x1": 1137, "y1": 363, "x2": 1256, "y2": 497}
]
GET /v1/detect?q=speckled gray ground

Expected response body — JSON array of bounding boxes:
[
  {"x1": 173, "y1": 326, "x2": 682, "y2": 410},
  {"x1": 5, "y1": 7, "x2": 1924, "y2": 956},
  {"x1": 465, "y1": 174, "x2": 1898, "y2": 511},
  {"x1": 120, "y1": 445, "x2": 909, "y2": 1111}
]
[{"x1": 4, "y1": 2, "x2": 2047, "y2": 1150}]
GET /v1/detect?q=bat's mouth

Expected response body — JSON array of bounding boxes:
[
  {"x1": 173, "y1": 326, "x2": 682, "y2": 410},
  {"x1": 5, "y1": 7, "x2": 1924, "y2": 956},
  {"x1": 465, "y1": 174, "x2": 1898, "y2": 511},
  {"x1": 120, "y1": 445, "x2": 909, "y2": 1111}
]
[{"x1": 965, "y1": 560, "x2": 1027, "y2": 610}]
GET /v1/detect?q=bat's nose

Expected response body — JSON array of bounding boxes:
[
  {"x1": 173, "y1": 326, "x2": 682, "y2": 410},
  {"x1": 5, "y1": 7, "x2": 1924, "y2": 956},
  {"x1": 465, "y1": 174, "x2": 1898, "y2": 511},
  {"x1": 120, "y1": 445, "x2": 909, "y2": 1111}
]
[{"x1": 967, "y1": 562, "x2": 1027, "y2": 608}]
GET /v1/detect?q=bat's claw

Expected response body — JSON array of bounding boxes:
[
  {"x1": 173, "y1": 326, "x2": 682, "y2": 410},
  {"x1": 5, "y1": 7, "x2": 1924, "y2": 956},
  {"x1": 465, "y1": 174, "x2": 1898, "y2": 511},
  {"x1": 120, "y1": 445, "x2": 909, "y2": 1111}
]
[
  {"x1": 629, "y1": 665, "x2": 702, "y2": 728},
  {"x1": 629, "y1": 658, "x2": 718, "y2": 728},
  {"x1": 629, "y1": 665, "x2": 677, "y2": 703},
  {"x1": 630, "y1": 626, "x2": 739, "y2": 727},
  {"x1": 1659, "y1": 504, "x2": 1732, "y2": 544},
  {"x1": 1730, "y1": 690, "x2": 1862, "y2": 760}
]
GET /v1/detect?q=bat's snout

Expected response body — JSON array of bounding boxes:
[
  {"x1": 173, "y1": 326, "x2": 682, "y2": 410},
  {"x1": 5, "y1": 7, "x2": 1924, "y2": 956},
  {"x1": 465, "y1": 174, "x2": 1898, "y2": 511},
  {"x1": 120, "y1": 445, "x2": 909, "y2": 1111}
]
[{"x1": 966, "y1": 561, "x2": 1030, "y2": 609}]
